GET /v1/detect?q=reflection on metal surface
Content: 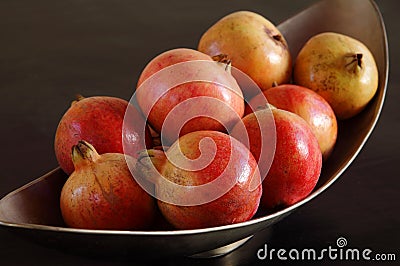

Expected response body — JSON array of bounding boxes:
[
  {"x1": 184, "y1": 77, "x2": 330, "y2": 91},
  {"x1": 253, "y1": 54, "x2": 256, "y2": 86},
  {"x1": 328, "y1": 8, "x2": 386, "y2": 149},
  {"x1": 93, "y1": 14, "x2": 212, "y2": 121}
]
[
  {"x1": 0, "y1": 0, "x2": 388, "y2": 258},
  {"x1": 189, "y1": 236, "x2": 253, "y2": 258}
]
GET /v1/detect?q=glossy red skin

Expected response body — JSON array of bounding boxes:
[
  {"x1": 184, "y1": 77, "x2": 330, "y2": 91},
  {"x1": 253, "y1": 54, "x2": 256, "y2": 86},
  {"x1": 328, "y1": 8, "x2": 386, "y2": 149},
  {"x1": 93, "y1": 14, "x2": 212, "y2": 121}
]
[
  {"x1": 136, "y1": 48, "x2": 244, "y2": 144},
  {"x1": 55, "y1": 96, "x2": 152, "y2": 174},
  {"x1": 246, "y1": 84, "x2": 337, "y2": 160},
  {"x1": 239, "y1": 109, "x2": 322, "y2": 210},
  {"x1": 157, "y1": 131, "x2": 262, "y2": 229},
  {"x1": 60, "y1": 153, "x2": 156, "y2": 230}
]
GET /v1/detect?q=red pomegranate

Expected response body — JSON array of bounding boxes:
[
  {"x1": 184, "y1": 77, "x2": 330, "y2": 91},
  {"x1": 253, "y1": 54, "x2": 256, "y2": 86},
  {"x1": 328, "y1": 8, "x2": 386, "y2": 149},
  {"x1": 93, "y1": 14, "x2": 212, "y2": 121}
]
[
  {"x1": 136, "y1": 130, "x2": 262, "y2": 229},
  {"x1": 232, "y1": 108, "x2": 322, "y2": 210},
  {"x1": 135, "y1": 48, "x2": 244, "y2": 144},
  {"x1": 54, "y1": 96, "x2": 152, "y2": 174},
  {"x1": 60, "y1": 141, "x2": 156, "y2": 230}
]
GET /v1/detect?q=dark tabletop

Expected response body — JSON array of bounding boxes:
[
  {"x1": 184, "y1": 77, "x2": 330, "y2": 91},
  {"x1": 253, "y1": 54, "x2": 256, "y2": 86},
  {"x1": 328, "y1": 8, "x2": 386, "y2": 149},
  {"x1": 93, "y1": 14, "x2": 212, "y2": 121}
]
[{"x1": 1, "y1": 0, "x2": 399, "y2": 265}]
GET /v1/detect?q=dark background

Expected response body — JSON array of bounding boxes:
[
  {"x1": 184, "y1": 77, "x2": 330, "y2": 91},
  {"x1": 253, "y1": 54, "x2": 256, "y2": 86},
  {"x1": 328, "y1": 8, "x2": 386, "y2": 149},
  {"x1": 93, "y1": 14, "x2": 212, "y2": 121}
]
[{"x1": 0, "y1": 0, "x2": 399, "y2": 265}]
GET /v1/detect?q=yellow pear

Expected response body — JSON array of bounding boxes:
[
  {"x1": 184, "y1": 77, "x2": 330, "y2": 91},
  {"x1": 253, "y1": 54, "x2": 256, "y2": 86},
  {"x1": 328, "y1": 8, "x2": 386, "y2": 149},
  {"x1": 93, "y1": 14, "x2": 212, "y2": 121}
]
[
  {"x1": 198, "y1": 11, "x2": 292, "y2": 94},
  {"x1": 294, "y1": 32, "x2": 378, "y2": 120}
]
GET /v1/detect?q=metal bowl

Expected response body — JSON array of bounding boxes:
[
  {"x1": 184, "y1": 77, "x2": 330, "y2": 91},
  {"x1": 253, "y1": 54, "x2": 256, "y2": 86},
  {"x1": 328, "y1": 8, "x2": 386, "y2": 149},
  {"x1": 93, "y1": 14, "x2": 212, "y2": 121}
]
[{"x1": 0, "y1": 0, "x2": 388, "y2": 259}]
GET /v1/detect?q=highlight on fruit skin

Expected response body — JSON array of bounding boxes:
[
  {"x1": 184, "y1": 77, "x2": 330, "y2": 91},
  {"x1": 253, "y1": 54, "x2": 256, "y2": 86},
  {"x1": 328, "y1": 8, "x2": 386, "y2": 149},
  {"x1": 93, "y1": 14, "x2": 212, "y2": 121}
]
[
  {"x1": 246, "y1": 84, "x2": 338, "y2": 161},
  {"x1": 293, "y1": 32, "x2": 379, "y2": 120},
  {"x1": 52, "y1": 11, "x2": 379, "y2": 233},
  {"x1": 54, "y1": 95, "x2": 152, "y2": 175},
  {"x1": 198, "y1": 10, "x2": 292, "y2": 95},
  {"x1": 232, "y1": 108, "x2": 322, "y2": 211},
  {"x1": 60, "y1": 140, "x2": 156, "y2": 230},
  {"x1": 132, "y1": 130, "x2": 263, "y2": 230},
  {"x1": 134, "y1": 48, "x2": 245, "y2": 146}
]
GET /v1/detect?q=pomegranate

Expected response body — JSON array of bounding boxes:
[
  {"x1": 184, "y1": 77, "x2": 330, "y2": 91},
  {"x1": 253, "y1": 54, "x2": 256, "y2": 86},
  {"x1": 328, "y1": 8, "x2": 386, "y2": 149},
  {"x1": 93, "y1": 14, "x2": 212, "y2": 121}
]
[
  {"x1": 198, "y1": 11, "x2": 292, "y2": 94},
  {"x1": 294, "y1": 32, "x2": 379, "y2": 119},
  {"x1": 135, "y1": 130, "x2": 262, "y2": 230},
  {"x1": 60, "y1": 141, "x2": 156, "y2": 230},
  {"x1": 232, "y1": 109, "x2": 322, "y2": 211},
  {"x1": 135, "y1": 48, "x2": 244, "y2": 145},
  {"x1": 54, "y1": 96, "x2": 152, "y2": 174},
  {"x1": 247, "y1": 84, "x2": 338, "y2": 160}
]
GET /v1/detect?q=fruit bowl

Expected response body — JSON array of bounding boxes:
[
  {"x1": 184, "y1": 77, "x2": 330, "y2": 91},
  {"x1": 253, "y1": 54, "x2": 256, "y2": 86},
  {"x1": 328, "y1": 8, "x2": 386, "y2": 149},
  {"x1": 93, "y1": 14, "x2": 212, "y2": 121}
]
[{"x1": 0, "y1": 0, "x2": 388, "y2": 258}]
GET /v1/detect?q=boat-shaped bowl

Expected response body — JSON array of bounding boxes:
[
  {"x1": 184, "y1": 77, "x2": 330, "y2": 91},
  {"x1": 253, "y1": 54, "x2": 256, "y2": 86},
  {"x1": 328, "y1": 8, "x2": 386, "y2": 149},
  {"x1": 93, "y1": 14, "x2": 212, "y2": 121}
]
[{"x1": 0, "y1": 0, "x2": 388, "y2": 259}]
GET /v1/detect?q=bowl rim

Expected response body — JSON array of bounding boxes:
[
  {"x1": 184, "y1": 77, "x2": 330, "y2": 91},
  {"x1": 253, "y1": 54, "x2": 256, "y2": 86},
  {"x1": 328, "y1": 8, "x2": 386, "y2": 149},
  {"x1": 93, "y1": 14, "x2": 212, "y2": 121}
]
[{"x1": 0, "y1": 0, "x2": 389, "y2": 238}]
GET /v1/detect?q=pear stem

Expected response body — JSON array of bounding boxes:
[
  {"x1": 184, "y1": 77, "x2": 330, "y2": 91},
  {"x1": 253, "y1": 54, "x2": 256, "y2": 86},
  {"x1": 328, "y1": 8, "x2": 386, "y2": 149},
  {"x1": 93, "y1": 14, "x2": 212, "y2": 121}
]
[
  {"x1": 345, "y1": 53, "x2": 363, "y2": 73},
  {"x1": 76, "y1": 94, "x2": 85, "y2": 101},
  {"x1": 212, "y1": 54, "x2": 232, "y2": 73},
  {"x1": 71, "y1": 140, "x2": 100, "y2": 167},
  {"x1": 136, "y1": 149, "x2": 167, "y2": 184},
  {"x1": 71, "y1": 94, "x2": 85, "y2": 106}
]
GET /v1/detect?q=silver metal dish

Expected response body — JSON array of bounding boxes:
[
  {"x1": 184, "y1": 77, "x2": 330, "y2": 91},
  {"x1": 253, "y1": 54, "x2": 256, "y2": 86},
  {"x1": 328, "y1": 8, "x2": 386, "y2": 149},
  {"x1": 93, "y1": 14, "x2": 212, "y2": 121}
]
[{"x1": 0, "y1": 0, "x2": 388, "y2": 258}]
